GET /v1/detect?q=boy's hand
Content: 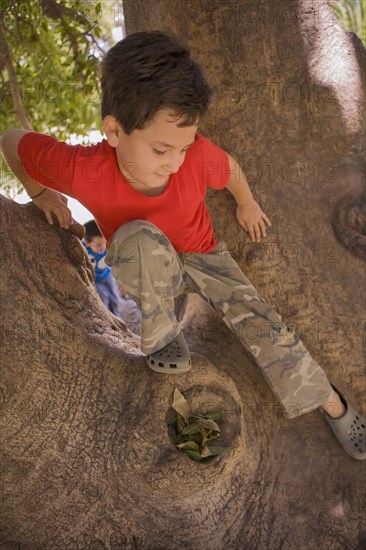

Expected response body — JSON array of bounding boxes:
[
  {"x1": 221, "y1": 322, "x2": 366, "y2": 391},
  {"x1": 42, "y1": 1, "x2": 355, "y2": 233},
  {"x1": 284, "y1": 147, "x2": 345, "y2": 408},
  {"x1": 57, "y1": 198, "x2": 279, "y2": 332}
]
[
  {"x1": 32, "y1": 188, "x2": 73, "y2": 229},
  {"x1": 236, "y1": 200, "x2": 272, "y2": 243}
]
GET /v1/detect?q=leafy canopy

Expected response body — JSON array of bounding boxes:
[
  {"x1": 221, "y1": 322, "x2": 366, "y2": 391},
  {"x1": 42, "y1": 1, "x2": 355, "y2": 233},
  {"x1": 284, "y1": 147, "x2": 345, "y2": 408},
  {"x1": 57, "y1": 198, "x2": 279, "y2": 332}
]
[
  {"x1": 331, "y1": 0, "x2": 365, "y2": 45},
  {"x1": 0, "y1": 0, "x2": 118, "y2": 138}
]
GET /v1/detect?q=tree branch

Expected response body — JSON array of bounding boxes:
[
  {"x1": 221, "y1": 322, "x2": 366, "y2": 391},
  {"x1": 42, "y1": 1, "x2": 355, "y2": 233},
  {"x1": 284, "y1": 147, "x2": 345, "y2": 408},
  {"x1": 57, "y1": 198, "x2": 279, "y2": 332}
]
[{"x1": 0, "y1": 19, "x2": 33, "y2": 130}]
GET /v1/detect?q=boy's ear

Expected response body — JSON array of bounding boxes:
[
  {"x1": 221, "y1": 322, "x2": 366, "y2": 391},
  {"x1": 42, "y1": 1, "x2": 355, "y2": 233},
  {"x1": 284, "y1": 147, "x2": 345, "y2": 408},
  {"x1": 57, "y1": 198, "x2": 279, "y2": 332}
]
[{"x1": 102, "y1": 115, "x2": 123, "y2": 147}]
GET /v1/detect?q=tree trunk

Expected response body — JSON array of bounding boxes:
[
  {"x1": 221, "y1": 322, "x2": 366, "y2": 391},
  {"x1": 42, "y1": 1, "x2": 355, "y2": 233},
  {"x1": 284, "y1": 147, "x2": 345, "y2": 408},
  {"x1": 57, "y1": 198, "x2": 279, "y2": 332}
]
[{"x1": 1, "y1": 0, "x2": 365, "y2": 548}]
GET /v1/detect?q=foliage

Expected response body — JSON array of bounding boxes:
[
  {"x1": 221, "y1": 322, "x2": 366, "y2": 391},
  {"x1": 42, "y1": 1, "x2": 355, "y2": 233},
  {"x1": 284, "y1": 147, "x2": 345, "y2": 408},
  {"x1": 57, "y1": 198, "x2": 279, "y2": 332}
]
[
  {"x1": 0, "y1": 0, "x2": 118, "y2": 137},
  {"x1": 330, "y1": 0, "x2": 366, "y2": 45},
  {"x1": 0, "y1": 0, "x2": 120, "y2": 194},
  {"x1": 168, "y1": 388, "x2": 236, "y2": 463}
]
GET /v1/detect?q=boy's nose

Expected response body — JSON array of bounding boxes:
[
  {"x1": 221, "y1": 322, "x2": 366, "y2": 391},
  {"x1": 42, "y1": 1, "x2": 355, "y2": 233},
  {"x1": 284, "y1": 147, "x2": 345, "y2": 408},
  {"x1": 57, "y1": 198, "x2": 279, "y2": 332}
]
[{"x1": 163, "y1": 155, "x2": 182, "y2": 174}]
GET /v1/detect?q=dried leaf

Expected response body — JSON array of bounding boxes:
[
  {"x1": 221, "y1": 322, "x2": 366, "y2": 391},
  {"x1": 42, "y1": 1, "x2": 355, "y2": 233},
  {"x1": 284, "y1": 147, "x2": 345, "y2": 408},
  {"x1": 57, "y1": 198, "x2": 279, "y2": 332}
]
[
  {"x1": 170, "y1": 391, "x2": 235, "y2": 463},
  {"x1": 172, "y1": 388, "x2": 189, "y2": 424},
  {"x1": 201, "y1": 444, "x2": 213, "y2": 458}
]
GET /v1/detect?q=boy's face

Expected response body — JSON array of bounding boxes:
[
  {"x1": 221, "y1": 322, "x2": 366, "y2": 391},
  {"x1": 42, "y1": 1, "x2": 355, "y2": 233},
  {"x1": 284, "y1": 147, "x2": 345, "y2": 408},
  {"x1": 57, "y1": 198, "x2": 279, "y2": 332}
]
[
  {"x1": 102, "y1": 109, "x2": 199, "y2": 193},
  {"x1": 85, "y1": 236, "x2": 107, "y2": 254}
]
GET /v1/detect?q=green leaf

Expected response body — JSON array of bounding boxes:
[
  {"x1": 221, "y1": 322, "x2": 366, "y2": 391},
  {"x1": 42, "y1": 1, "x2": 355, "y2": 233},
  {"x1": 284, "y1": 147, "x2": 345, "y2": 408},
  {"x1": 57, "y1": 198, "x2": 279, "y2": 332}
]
[
  {"x1": 95, "y1": 3, "x2": 101, "y2": 15},
  {"x1": 183, "y1": 449, "x2": 203, "y2": 462},
  {"x1": 172, "y1": 388, "x2": 190, "y2": 424},
  {"x1": 206, "y1": 433, "x2": 220, "y2": 442},
  {"x1": 191, "y1": 434, "x2": 203, "y2": 446},
  {"x1": 176, "y1": 440, "x2": 201, "y2": 451},
  {"x1": 181, "y1": 423, "x2": 204, "y2": 436},
  {"x1": 194, "y1": 417, "x2": 221, "y2": 432},
  {"x1": 170, "y1": 430, "x2": 187, "y2": 445},
  {"x1": 176, "y1": 414, "x2": 186, "y2": 433}
]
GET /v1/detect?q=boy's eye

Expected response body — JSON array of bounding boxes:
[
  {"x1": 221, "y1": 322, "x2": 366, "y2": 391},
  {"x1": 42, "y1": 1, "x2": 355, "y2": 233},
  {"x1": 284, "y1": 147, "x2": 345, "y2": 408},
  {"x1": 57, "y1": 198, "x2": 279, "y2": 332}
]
[{"x1": 152, "y1": 148, "x2": 190, "y2": 156}]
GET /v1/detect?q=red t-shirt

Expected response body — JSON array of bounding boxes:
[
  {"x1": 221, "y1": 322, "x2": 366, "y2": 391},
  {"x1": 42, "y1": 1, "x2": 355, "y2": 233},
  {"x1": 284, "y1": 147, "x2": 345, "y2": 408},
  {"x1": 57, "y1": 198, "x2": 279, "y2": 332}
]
[{"x1": 18, "y1": 131, "x2": 230, "y2": 253}]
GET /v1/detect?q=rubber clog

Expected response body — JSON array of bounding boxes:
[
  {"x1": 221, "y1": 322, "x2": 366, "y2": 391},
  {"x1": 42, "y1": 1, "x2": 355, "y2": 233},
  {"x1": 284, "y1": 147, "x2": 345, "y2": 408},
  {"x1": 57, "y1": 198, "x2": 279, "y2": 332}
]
[
  {"x1": 146, "y1": 331, "x2": 191, "y2": 374},
  {"x1": 321, "y1": 384, "x2": 366, "y2": 460}
]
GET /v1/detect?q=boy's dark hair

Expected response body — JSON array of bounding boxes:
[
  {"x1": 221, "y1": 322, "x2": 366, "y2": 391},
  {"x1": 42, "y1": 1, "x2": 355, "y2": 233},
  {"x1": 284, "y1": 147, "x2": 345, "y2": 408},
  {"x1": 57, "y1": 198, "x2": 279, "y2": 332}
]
[
  {"x1": 84, "y1": 219, "x2": 102, "y2": 242},
  {"x1": 100, "y1": 30, "x2": 214, "y2": 134}
]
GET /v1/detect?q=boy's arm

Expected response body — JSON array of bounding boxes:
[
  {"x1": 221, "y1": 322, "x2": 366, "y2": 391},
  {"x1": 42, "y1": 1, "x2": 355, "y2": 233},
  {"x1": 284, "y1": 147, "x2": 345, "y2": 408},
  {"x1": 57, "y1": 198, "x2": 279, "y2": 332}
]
[
  {"x1": 1, "y1": 129, "x2": 46, "y2": 197},
  {"x1": 1, "y1": 129, "x2": 73, "y2": 229},
  {"x1": 225, "y1": 153, "x2": 272, "y2": 243},
  {"x1": 225, "y1": 153, "x2": 255, "y2": 206}
]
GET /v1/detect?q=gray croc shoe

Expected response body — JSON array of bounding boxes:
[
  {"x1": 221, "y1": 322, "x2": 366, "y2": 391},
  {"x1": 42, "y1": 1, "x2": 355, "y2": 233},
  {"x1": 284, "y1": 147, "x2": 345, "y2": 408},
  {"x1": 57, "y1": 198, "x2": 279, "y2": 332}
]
[
  {"x1": 321, "y1": 384, "x2": 366, "y2": 460},
  {"x1": 146, "y1": 331, "x2": 191, "y2": 374}
]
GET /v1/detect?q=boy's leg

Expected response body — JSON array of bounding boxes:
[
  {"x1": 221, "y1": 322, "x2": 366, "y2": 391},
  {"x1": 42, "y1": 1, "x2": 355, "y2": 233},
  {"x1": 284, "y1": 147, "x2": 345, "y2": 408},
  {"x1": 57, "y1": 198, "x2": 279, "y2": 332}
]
[
  {"x1": 95, "y1": 280, "x2": 112, "y2": 310},
  {"x1": 105, "y1": 220, "x2": 187, "y2": 355},
  {"x1": 104, "y1": 273, "x2": 124, "y2": 317},
  {"x1": 119, "y1": 296, "x2": 142, "y2": 336},
  {"x1": 181, "y1": 240, "x2": 334, "y2": 420}
]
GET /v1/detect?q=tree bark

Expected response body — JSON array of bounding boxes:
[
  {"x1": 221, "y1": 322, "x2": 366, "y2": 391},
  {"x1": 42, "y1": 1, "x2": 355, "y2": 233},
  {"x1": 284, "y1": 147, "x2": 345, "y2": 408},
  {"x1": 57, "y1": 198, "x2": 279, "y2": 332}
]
[{"x1": 1, "y1": 0, "x2": 365, "y2": 548}]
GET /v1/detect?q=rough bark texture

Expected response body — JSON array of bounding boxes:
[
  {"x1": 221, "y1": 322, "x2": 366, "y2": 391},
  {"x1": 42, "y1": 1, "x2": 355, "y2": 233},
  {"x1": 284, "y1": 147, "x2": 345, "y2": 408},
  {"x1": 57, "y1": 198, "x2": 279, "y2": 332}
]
[{"x1": 1, "y1": 0, "x2": 366, "y2": 549}]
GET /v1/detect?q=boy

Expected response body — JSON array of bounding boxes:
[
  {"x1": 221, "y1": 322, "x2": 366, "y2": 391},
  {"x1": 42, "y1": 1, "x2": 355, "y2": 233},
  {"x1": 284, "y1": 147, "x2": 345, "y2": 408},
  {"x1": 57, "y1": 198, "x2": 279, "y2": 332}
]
[
  {"x1": 82, "y1": 219, "x2": 142, "y2": 335},
  {"x1": 83, "y1": 218, "x2": 123, "y2": 317},
  {"x1": 1, "y1": 31, "x2": 364, "y2": 460}
]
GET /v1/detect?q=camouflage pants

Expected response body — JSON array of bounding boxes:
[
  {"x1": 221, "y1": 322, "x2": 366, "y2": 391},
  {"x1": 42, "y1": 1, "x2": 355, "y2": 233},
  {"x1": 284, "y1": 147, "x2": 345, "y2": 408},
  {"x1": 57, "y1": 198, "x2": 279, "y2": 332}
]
[{"x1": 105, "y1": 220, "x2": 334, "y2": 419}]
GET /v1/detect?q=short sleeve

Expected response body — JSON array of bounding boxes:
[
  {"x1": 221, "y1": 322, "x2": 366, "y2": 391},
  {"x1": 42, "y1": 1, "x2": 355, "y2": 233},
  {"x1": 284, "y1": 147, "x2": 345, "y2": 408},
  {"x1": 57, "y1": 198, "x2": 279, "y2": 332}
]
[
  {"x1": 18, "y1": 132, "x2": 77, "y2": 196},
  {"x1": 200, "y1": 135, "x2": 230, "y2": 190}
]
